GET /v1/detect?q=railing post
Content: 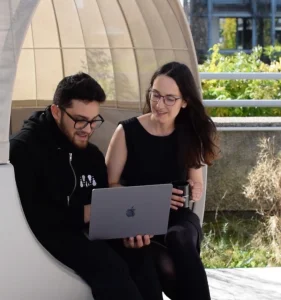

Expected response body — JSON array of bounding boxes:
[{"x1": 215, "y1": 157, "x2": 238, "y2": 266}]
[
  {"x1": 208, "y1": 0, "x2": 213, "y2": 49},
  {"x1": 271, "y1": 0, "x2": 276, "y2": 45},
  {"x1": 252, "y1": 0, "x2": 257, "y2": 48}
]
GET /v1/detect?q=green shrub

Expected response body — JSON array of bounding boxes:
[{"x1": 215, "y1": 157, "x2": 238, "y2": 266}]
[
  {"x1": 201, "y1": 212, "x2": 278, "y2": 268},
  {"x1": 200, "y1": 44, "x2": 281, "y2": 117}
]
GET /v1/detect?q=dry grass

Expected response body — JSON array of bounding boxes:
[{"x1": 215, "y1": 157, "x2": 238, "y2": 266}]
[
  {"x1": 243, "y1": 137, "x2": 281, "y2": 263},
  {"x1": 201, "y1": 137, "x2": 281, "y2": 268}
]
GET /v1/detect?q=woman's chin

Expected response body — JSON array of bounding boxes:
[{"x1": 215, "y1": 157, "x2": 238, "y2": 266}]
[{"x1": 152, "y1": 112, "x2": 169, "y2": 123}]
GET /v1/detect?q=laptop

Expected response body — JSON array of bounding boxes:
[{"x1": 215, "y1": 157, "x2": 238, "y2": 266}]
[{"x1": 87, "y1": 184, "x2": 172, "y2": 240}]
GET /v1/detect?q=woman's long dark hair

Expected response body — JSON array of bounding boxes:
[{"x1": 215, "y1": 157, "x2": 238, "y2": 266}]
[{"x1": 143, "y1": 62, "x2": 220, "y2": 169}]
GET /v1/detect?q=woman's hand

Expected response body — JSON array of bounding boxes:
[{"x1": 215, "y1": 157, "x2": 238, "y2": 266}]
[
  {"x1": 171, "y1": 180, "x2": 203, "y2": 210},
  {"x1": 171, "y1": 188, "x2": 185, "y2": 210},
  {"x1": 123, "y1": 235, "x2": 153, "y2": 248},
  {"x1": 188, "y1": 179, "x2": 203, "y2": 201}
]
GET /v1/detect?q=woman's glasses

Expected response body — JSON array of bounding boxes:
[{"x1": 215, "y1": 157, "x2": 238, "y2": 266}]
[{"x1": 149, "y1": 89, "x2": 181, "y2": 106}]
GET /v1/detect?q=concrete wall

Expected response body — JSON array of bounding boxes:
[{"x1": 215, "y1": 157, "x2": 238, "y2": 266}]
[
  {"x1": 10, "y1": 108, "x2": 281, "y2": 211},
  {"x1": 207, "y1": 117, "x2": 281, "y2": 211}
]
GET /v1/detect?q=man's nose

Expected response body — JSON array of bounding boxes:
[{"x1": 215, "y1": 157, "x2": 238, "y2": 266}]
[{"x1": 83, "y1": 123, "x2": 92, "y2": 133}]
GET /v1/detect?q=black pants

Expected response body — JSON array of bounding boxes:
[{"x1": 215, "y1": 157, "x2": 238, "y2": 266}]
[
  {"x1": 152, "y1": 208, "x2": 211, "y2": 300},
  {"x1": 44, "y1": 233, "x2": 163, "y2": 300}
]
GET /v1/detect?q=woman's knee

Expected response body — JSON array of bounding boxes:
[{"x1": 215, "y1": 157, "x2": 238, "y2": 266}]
[
  {"x1": 165, "y1": 225, "x2": 199, "y2": 252},
  {"x1": 150, "y1": 241, "x2": 176, "y2": 280}
]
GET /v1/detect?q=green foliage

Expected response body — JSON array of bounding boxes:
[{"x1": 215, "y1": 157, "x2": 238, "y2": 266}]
[
  {"x1": 200, "y1": 44, "x2": 281, "y2": 117},
  {"x1": 201, "y1": 213, "x2": 278, "y2": 268},
  {"x1": 264, "y1": 44, "x2": 281, "y2": 62},
  {"x1": 221, "y1": 18, "x2": 237, "y2": 49}
]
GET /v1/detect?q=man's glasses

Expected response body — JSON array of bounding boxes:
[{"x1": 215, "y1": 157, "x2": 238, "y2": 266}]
[
  {"x1": 149, "y1": 89, "x2": 181, "y2": 106},
  {"x1": 59, "y1": 106, "x2": 104, "y2": 130}
]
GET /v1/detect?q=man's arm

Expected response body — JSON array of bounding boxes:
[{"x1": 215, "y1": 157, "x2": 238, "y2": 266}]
[
  {"x1": 84, "y1": 205, "x2": 91, "y2": 224},
  {"x1": 9, "y1": 140, "x2": 84, "y2": 236}
]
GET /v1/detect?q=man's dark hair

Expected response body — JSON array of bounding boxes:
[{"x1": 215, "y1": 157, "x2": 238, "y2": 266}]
[{"x1": 53, "y1": 72, "x2": 106, "y2": 108}]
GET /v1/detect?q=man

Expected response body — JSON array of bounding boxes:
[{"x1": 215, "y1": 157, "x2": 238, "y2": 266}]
[{"x1": 10, "y1": 72, "x2": 163, "y2": 300}]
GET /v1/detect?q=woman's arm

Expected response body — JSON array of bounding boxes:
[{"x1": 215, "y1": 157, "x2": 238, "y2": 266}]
[
  {"x1": 105, "y1": 124, "x2": 152, "y2": 248},
  {"x1": 188, "y1": 167, "x2": 204, "y2": 201},
  {"x1": 105, "y1": 124, "x2": 127, "y2": 187}
]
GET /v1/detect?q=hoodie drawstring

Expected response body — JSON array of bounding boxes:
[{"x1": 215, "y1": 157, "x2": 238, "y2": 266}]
[{"x1": 67, "y1": 153, "x2": 77, "y2": 206}]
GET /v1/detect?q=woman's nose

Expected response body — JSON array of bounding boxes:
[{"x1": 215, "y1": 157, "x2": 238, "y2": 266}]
[{"x1": 156, "y1": 96, "x2": 165, "y2": 108}]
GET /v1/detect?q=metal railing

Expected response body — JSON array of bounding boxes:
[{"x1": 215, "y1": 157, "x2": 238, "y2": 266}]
[
  {"x1": 200, "y1": 72, "x2": 281, "y2": 108},
  {"x1": 203, "y1": 100, "x2": 281, "y2": 107},
  {"x1": 200, "y1": 72, "x2": 281, "y2": 80},
  {"x1": 199, "y1": 72, "x2": 281, "y2": 131}
]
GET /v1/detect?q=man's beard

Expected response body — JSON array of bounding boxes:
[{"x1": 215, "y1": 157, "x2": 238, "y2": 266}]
[{"x1": 59, "y1": 120, "x2": 90, "y2": 149}]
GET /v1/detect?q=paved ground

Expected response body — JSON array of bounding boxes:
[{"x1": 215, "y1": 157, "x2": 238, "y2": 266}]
[{"x1": 163, "y1": 267, "x2": 281, "y2": 300}]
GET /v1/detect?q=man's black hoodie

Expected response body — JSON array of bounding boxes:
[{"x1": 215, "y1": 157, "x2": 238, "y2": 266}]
[{"x1": 9, "y1": 107, "x2": 108, "y2": 249}]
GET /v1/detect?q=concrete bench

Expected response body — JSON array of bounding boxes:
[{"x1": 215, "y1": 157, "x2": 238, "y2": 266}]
[{"x1": 0, "y1": 162, "x2": 207, "y2": 299}]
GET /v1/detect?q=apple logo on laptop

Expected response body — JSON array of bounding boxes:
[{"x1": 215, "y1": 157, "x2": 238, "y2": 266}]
[{"x1": 126, "y1": 206, "x2": 135, "y2": 217}]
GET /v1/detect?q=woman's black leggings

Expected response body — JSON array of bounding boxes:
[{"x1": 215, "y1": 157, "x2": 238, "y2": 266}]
[{"x1": 151, "y1": 208, "x2": 211, "y2": 300}]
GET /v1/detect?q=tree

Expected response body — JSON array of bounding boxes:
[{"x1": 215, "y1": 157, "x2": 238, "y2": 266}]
[{"x1": 221, "y1": 18, "x2": 237, "y2": 49}]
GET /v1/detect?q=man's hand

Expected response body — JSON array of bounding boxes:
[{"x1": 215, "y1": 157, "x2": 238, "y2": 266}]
[
  {"x1": 84, "y1": 204, "x2": 91, "y2": 223},
  {"x1": 123, "y1": 235, "x2": 153, "y2": 248}
]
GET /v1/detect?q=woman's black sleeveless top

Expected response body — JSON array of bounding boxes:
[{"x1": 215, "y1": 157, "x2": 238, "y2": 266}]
[
  {"x1": 119, "y1": 117, "x2": 187, "y2": 186},
  {"x1": 119, "y1": 117, "x2": 202, "y2": 244}
]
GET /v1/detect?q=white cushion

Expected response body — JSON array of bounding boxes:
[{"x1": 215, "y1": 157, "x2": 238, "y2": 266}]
[{"x1": 0, "y1": 164, "x2": 92, "y2": 300}]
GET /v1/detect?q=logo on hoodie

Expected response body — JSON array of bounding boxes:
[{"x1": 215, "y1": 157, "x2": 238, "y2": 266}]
[{"x1": 80, "y1": 175, "x2": 97, "y2": 188}]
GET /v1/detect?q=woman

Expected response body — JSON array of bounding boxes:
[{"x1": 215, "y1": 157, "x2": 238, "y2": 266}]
[{"x1": 105, "y1": 62, "x2": 219, "y2": 300}]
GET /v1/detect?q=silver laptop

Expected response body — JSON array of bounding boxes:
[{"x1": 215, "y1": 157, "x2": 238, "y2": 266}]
[{"x1": 87, "y1": 184, "x2": 172, "y2": 240}]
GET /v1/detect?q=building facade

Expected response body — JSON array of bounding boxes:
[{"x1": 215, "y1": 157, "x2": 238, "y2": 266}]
[{"x1": 184, "y1": 0, "x2": 281, "y2": 60}]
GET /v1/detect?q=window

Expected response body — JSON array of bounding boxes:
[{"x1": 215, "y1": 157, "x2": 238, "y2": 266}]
[
  {"x1": 219, "y1": 18, "x2": 252, "y2": 50},
  {"x1": 275, "y1": 18, "x2": 281, "y2": 45}
]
